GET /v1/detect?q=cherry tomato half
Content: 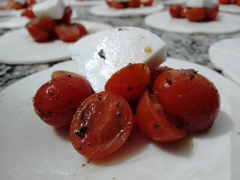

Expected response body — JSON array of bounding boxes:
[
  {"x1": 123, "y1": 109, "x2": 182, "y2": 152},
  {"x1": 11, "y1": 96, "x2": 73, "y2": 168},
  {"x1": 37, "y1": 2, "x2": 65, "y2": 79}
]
[
  {"x1": 33, "y1": 72, "x2": 94, "y2": 127},
  {"x1": 26, "y1": 18, "x2": 55, "y2": 42},
  {"x1": 136, "y1": 89, "x2": 187, "y2": 142},
  {"x1": 152, "y1": 69, "x2": 220, "y2": 133},
  {"x1": 70, "y1": 91, "x2": 134, "y2": 159},
  {"x1": 105, "y1": 63, "x2": 151, "y2": 102}
]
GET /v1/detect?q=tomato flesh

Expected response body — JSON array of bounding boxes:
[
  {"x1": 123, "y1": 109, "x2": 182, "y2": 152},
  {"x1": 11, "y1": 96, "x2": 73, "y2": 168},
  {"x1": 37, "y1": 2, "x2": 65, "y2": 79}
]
[
  {"x1": 105, "y1": 63, "x2": 151, "y2": 102},
  {"x1": 33, "y1": 72, "x2": 94, "y2": 127},
  {"x1": 70, "y1": 91, "x2": 134, "y2": 159},
  {"x1": 152, "y1": 69, "x2": 220, "y2": 133},
  {"x1": 136, "y1": 89, "x2": 187, "y2": 142}
]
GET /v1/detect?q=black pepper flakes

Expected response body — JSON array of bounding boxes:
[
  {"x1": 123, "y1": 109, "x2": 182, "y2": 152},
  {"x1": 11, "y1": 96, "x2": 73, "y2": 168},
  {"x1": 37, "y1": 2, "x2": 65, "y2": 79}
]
[
  {"x1": 98, "y1": 49, "x2": 106, "y2": 60},
  {"x1": 127, "y1": 87, "x2": 132, "y2": 91},
  {"x1": 75, "y1": 126, "x2": 88, "y2": 138},
  {"x1": 117, "y1": 112, "x2": 121, "y2": 117},
  {"x1": 166, "y1": 77, "x2": 172, "y2": 85},
  {"x1": 154, "y1": 124, "x2": 160, "y2": 129},
  {"x1": 48, "y1": 89, "x2": 54, "y2": 95}
]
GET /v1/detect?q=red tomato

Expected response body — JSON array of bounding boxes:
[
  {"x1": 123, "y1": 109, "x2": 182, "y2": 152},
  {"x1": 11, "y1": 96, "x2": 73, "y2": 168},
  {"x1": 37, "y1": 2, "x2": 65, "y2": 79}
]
[
  {"x1": 152, "y1": 69, "x2": 220, "y2": 133},
  {"x1": 106, "y1": 0, "x2": 128, "y2": 9},
  {"x1": 187, "y1": 7, "x2": 205, "y2": 22},
  {"x1": 128, "y1": 0, "x2": 141, "y2": 8},
  {"x1": 142, "y1": 0, "x2": 153, "y2": 6},
  {"x1": 169, "y1": 5, "x2": 182, "y2": 18},
  {"x1": 33, "y1": 72, "x2": 94, "y2": 127},
  {"x1": 26, "y1": 18, "x2": 55, "y2": 42},
  {"x1": 105, "y1": 63, "x2": 151, "y2": 102},
  {"x1": 70, "y1": 91, "x2": 134, "y2": 159},
  {"x1": 58, "y1": 7, "x2": 72, "y2": 24},
  {"x1": 7, "y1": 0, "x2": 23, "y2": 10},
  {"x1": 136, "y1": 89, "x2": 187, "y2": 142},
  {"x1": 54, "y1": 23, "x2": 87, "y2": 42},
  {"x1": 150, "y1": 66, "x2": 173, "y2": 86},
  {"x1": 21, "y1": 8, "x2": 36, "y2": 19},
  {"x1": 205, "y1": 4, "x2": 219, "y2": 21},
  {"x1": 218, "y1": 0, "x2": 230, "y2": 4}
]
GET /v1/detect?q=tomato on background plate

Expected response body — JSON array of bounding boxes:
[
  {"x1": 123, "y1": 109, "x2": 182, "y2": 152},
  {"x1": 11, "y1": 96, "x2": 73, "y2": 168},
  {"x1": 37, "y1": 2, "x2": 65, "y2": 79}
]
[
  {"x1": 33, "y1": 71, "x2": 94, "y2": 127},
  {"x1": 70, "y1": 91, "x2": 134, "y2": 159},
  {"x1": 152, "y1": 69, "x2": 220, "y2": 133}
]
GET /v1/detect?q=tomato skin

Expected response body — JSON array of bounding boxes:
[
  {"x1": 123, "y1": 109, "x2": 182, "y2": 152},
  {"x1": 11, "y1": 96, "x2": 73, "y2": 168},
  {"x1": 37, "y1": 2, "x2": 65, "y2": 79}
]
[
  {"x1": 142, "y1": 0, "x2": 153, "y2": 6},
  {"x1": 7, "y1": 0, "x2": 23, "y2": 10},
  {"x1": 187, "y1": 7, "x2": 205, "y2": 22},
  {"x1": 150, "y1": 66, "x2": 173, "y2": 86},
  {"x1": 136, "y1": 89, "x2": 187, "y2": 142},
  {"x1": 105, "y1": 63, "x2": 151, "y2": 102},
  {"x1": 152, "y1": 69, "x2": 220, "y2": 133},
  {"x1": 54, "y1": 23, "x2": 87, "y2": 42},
  {"x1": 21, "y1": 8, "x2": 36, "y2": 19},
  {"x1": 169, "y1": 5, "x2": 182, "y2": 18},
  {"x1": 218, "y1": 0, "x2": 230, "y2": 4},
  {"x1": 205, "y1": 4, "x2": 219, "y2": 21},
  {"x1": 70, "y1": 91, "x2": 134, "y2": 159},
  {"x1": 128, "y1": 0, "x2": 141, "y2": 8},
  {"x1": 26, "y1": 18, "x2": 55, "y2": 42},
  {"x1": 33, "y1": 72, "x2": 94, "y2": 127}
]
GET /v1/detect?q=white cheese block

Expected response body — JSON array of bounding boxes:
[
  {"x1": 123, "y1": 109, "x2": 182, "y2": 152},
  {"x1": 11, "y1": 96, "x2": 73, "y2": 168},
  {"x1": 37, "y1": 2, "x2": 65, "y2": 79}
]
[
  {"x1": 32, "y1": 0, "x2": 65, "y2": 20},
  {"x1": 185, "y1": 0, "x2": 218, "y2": 8},
  {"x1": 68, "y1": 27, "x2": 166, "y2": 92}
]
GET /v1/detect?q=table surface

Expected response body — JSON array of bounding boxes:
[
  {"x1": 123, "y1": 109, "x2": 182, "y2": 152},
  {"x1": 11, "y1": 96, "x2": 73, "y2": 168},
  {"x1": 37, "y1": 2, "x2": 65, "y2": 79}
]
[{"x1": 1, "y1": 3, "x2": 240, "y2": 91}]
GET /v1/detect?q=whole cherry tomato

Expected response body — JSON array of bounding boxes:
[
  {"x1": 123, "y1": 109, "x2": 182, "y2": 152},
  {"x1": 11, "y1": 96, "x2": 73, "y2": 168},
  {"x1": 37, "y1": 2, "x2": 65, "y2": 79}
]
[
  {"x1": 70, "y1": 91, "x2": 134, "y2": 159},
  {"x1": 136, "y1": 89, "x2": 187, "y2": 142},
  {"x1": 33, "y1": 72, "x2": 94, "y2": 127},
  {"x1": 152, "y1": 69, "x2": 220, "y2": 133}
]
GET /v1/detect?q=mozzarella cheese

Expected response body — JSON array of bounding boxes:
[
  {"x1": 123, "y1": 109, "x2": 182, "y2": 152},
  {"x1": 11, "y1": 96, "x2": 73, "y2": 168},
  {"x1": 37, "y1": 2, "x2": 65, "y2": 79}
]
[
  {"x1": 185, "y1": 0, "x2": 218, "y2": 8},
  {"x1": 68, "y1": 27, "x2": 166, "y2": 92},
  {"x1": 32, "y1": 0, "x2": 65, "y2": 19}
]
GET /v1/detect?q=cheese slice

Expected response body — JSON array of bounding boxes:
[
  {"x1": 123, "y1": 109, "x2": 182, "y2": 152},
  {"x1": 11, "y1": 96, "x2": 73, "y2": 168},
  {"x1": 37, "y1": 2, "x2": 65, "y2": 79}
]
[
  {"x1": 185, "y1": 0, "x2": 218, "y2": 8},
  {"x1": 32, "y1": 0, "x2": 65, "y2": 19},
  {"x1": 68, "y1": 27, "x2": 166, "y2": 92}
]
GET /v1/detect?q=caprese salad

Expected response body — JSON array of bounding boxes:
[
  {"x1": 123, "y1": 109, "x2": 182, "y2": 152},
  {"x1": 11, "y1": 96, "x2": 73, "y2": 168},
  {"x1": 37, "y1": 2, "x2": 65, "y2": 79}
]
[
  {"x1": 23, "y1": 0, "x2": 87, "y2": 42},
  {"x1": 169, "y1": 0, "x2": 219, "y2": 22},
  {"x1": 105, "y1": 0, "x2": 154, "y2": 9},
  {"x1": 0, "y1": 0, "x2": 36, "y2": 10},
  {"x1": 32, "y1": 27, "x2": 220, "y2": 159}
]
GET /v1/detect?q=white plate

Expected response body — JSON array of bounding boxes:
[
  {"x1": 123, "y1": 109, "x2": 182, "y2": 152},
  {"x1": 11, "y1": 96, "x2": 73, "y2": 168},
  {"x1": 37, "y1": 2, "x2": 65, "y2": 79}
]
[
  {"x1": 0, "y1": 58, "x2": 239, "y2": 179},
  {"x1": 0, "y1": 16, "x2": 29, "y2": 29},
  {"x1": 90, "y1": 3, "x2": 165, "y2": 17},
  {"x1": 144, "y1": 10, "x2": 240, "y2": 34},
  {"x1": 209, "y1": 38, "x2": 240, "y2": 86},
  {"x1": 0, "y1": 21, "x2": 112, "y2": 64},
  {"x1": 219, "y1": 4, "x2": 240, "y2": 14},
  {"x1": 0, "y1": 8, "x2": 23, "y2": 17},
  {"x1": 0, "y1": 9, "x2": 78, "y2": 29},
  {"x1": 64, "y1": 0, "x2": 104, "y2": 6}
]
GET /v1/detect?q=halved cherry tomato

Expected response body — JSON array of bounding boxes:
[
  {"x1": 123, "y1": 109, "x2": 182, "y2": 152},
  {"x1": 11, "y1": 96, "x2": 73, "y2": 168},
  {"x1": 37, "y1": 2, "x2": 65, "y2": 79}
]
[
  {"x1": 70, "y1": 91, "x2": 134, "y2": 159},
  {"x1": 128, "y1": 0, "x2": 141, "y2": 8},
  {"x1": 205, "y1": 4, "x2": 219, "y2": 21},
  {"x1": 136, "y1": 89, "x2": 187, "y2": 142},
  {"x1": 169, "y1": 5, "x2": 182, "y2": 18},
  {"x1": 21, "y1": 7, "x2": 36, "y2": 19},
  {"x1": 187, "y1": 7, "x2": 205, "y2": 22},
  {"x1": 150, "y1": 66, "x2": 173, "y2": 86},
  {"x1": 26, "y1": 18, "x2": 55, "y2": 42},
  {"x1": 57, "y1": 7, "x2": 72, "y2": 24},
  {"x1": 152, "y1": 69, "x2": 220, "y2": 133},
  {"x1": 54, "y1": 23, "x2": 87, "y2": 42},
  {"x1": 7, "y1": 0, "x2": 23, "y2": 10},
  {"x1": 33, "y1": 71, "x2": 94, "y2": 127},
  {"x1": 218, "y1": 0, "x2": 230, "y2": 4},
  {"x1": 142, "y1": 0, "x2": 153, "y2": 6},
  {"x1": 105, "y1": 63, "x2": 151, "y2": 102},
  {"x1": 106, "y1": 0, "x2": 128, "y2": 9}
]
